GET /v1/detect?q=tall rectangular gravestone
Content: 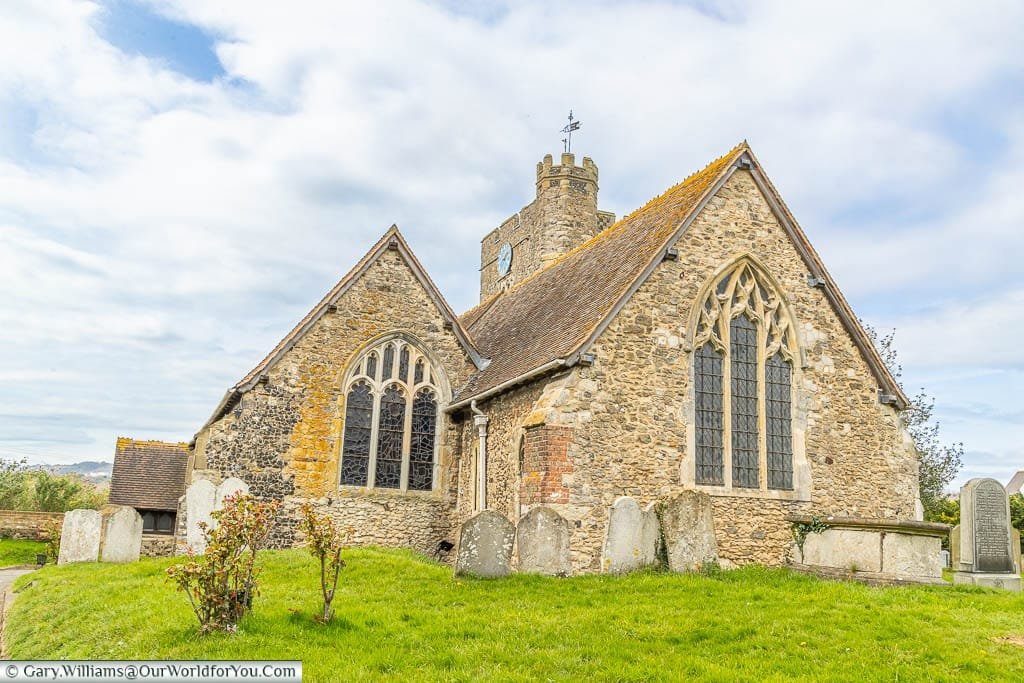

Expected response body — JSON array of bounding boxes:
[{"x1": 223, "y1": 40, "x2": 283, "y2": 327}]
[
  {"x1": 952, "y1": 478, "x2": 1021, "y2": 591},
  {"x1": 58, "y1": 509, "x2": 102, "y2": 565}
]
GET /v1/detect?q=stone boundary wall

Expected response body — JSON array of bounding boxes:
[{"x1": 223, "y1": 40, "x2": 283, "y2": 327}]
[
  {"x1": 141, "y1": 534, "x2": 174, "y2": 558},
  {"x1": 0, "y1": 510, "x2": 64, "y2": 540}
]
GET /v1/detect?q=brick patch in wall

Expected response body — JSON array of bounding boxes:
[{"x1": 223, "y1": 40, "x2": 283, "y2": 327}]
[{"x1": 520, "y1": 425, "x2": 574, "y2": 505}]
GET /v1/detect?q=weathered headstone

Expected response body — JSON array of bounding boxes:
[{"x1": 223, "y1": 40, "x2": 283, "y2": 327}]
[
  {"x1": 57, "y1": 509, "x2": 101, "y2": 565},
  {"x1": 516, "y1": 506, "x2": 571, "y2": 576},
  {"x1": 455, "y1": 511, "x2": 515, "y2": 577},
  {"x1": 660, "y1": 490, "x2": 718, "y2": 572},
  {"x1": 215, "y1": 476, "x2": 250, "y2": 508},
  {"x1": 939, "y1": 550, "x2": 950, "y2": 568},
  {"x1": 601, "y1": 496, "x2": 660, "y2": 574},
  {"x1": 952, "y1": 478, "x2": 1021, "y2": 591},
  {"x1": 184, "y1": 479, "x2": 217, "y2": 554},
  {"x1": 100, "y1": 505, "x2": 143, "y2": 563}
]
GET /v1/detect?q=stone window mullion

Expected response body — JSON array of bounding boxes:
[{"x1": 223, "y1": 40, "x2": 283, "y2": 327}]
[
  {"x1": 365, "y1": 386, "x2": 383, "y2": 489},
  {"x1": 722, "y1": 312, "x2": 733, "y2": 489},
  {"x1": 400, "y1": 379, "x2": 413, "y2": 492},
  {"x1": 757, "y1": 313, "x2": 768, "y2": 491}
]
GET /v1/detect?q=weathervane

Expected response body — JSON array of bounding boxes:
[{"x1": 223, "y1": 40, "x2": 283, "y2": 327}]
[{"x1": 561, "y1": 109, "x2": 581, "y2": 153}]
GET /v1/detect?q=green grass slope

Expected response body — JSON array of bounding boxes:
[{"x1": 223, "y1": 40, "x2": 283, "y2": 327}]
[
  {"x1": 7, "y1": 548, "x2": 1024, "y2": 682},
  {"x1": 0, "y1": 539, "x2": 46, "y2": 568}
]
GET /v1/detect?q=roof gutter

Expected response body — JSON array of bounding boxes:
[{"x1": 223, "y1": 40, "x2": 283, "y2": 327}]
[{"x1": 446, "y1": 358, "x2": 569, "y2": 414}]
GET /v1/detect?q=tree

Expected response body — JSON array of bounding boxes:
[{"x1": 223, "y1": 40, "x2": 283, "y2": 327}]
[
  {"x1": 0, "y1": 458, "x2": 29, "y2": 510},
  {"x1": 299, "y1": 503, "x2": 348, "y2": 624},
  {"x1": 862, "y1": 323, "x2": 963, "y2": 520},
  {"x1": 30, "y1": 470, "x2": 84, "y2": 512},
  {"x1": 1010, "y1": 494, "x2": 1024, "y2": 553}
]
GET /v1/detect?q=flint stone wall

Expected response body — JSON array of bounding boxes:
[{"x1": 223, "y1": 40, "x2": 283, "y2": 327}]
[
  {"x1": 58, "y1": 509, "x2": 101, "y2": 565},
  {"x1": 193, "y1": 248, "x2": 478, "y2": 551},
  {"x1": 455, "y1": 511, "x2": 515, "y2": 577},
  {"x1": 516, "y1": 506, "x2": 571, "y2": 576}
]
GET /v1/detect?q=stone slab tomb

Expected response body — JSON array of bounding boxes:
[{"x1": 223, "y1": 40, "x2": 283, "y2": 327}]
[
  {"x1": 455, "y1": 511, "x2": 515, "y2": 578},
  {"x1": 601, "y1": 496, "x2": 660, "y2": 574},
  {"x1": 791, "y1": 516, "x2": 950, "y2": 584},
  {"x1": 516, "y1": 506, "x2": 571, "y2": 576},
  {"x1": 57, "y1": 509, "x2": 102, "y2": 565},
  {"x1": 952, "y1": 478, "x2": 1021, "y2": 591},
  {"x1": 100, "y1": 505, "x2": 143, "y2": 563},
  {"x1": 660, "y1": 490, "x2": 718, "y2": 572}
]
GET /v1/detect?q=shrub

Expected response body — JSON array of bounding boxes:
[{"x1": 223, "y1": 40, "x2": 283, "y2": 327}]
[
  {"x1": 299, "y1": 504, "x2": 348, "y2": 624},
  {"x1": 167, "y1": 494, "x2": 280, "y2": 633},
  {"x1": 43, "y1": 518, "x2": 62, "y2": 563}
]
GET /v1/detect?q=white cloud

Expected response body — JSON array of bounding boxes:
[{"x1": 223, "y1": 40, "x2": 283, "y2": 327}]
[{"x1": 0, "y1": 0, "x2": 1022, "y2": 471}]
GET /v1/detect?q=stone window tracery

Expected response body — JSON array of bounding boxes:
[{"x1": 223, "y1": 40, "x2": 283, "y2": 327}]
[
  {"x1": 340, "y1": 338, "x2": 442, "y2": 492},
  {"x1": 692, "y1": 260, "x2": 796, "y2": 491}
]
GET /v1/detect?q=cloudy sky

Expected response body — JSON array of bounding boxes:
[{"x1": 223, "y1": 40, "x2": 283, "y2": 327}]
[{"x1": 1, "y1": 0, "x2": 1021, "y2": 487}]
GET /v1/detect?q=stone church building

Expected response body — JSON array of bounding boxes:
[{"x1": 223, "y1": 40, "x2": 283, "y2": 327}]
[{"x1": 182, "y1": 142, "x2": 919, "y2": 572}]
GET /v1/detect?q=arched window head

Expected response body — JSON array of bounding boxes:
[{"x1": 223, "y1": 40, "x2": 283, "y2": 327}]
[
  {"x1": 341, "y1": 337, "x2": 444, "y2": 492},
  {"x1": 692, "y1": 260, "x2": 797, "y2": 491}
]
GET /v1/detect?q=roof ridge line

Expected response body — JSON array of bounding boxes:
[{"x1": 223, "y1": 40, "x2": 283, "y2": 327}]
[{"x1": 483, "y1": 142, "x2": 749, "y2": 300}]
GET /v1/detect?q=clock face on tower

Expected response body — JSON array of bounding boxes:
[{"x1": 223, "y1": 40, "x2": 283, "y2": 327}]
[{"x1": 497, "y1": 242, "x2": 513, "y2": 277}]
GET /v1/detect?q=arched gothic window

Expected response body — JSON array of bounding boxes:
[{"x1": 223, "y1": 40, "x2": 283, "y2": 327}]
[
  {"x1": 340, "y1": 338, "x2": 442, "y2": 491},
  {"x1": 692, "y1": 260, "x2": 796, "y2": 491}
]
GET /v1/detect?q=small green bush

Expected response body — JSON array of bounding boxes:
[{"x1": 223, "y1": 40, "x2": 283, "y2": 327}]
[
  {"x1": 299, "y1": 503, "x2": 348, "y2": 624},
  {"x1": 167, "y1": 494, "x2": 279, "y2": 633}
]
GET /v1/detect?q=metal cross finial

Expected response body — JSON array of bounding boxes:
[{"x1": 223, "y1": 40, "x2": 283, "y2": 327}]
[{"x1": 561, "y1": 109, "x2": 581, "y2": 153}]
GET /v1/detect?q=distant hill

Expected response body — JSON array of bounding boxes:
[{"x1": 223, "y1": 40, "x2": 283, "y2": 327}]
[{"x1": 49, "y1": 461, "x2": 113, "y2": 482}]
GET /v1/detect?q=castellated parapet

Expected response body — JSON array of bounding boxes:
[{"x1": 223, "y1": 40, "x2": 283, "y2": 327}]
[{"x1": 479, "y1": 152, "x2": 616, "y2": 301}]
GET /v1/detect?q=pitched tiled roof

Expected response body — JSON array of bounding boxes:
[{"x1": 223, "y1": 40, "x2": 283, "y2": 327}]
[
  {"x1": 109, "y1": 438, "x2": 189, "y2": 511},
  {"x1": 454, "y1": 144, "x2": 746, "y2": 401},
  {"x1": 453, "y1": 142, "x2": 908, "y2": 410}
]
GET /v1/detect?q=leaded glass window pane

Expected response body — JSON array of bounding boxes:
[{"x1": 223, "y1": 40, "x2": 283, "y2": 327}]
[
  {"x1": 399, "y1": 346, "x2": 410, "y2": 384},
  {"x1": 695, "y1": 343, "x2": 724, "y2": 486},
  {"x1": 374, "y1": 384, "x2": 405, "y2": 488},
  {"x1": 382, "y1": 344, "x2": 394, "y2": 380},
  {"x1": 766, "y1": 353, "x2": 793, "y2": 490},
  {"x1": 414, "y1": 359, "x2": 424, "y2": 385},
  {"x1": 340, "y1": 382, "x2": 373, "y2": 486},
  {"x1": 408, "y1": 389, "x2": 437, "y2": 491},
  {"x1": 366, "y1": 352, "x2": 377, "y2": 380},
  {"x1": 731, "y1": 315, "x2": 759, "y2": 488}
]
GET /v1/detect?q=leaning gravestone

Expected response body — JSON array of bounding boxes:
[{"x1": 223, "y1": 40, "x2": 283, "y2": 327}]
[
  {"x1": 601, "y1": 496, "x2": 660, "y2": 574},
  {"x1": 215, "y1": 476, "x2": 250, "y2": 508},
  {"x1": 184, "y1": 478, "x2": 217, "y2": 554},
  {"x1": 517, "y1": 506, "x2": 571, "y2": 576},
  {"x1": 952, "y1": 478, "x2": 1021, "y2": 591},
  {"x1": 58, "y1": 509, "x2": 102, "y2": 565},
  {"x1": 455, "y1": 511, "x2": 515, "y2": 578},
  {"x1": 660, "y1": 490, "x2": 718, "y2": 572},
  {"x1": 100, "y1": 505, "x2": 143, "y2": 563}
]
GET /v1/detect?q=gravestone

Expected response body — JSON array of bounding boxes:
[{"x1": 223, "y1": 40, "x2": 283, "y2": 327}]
[
  {"x1": 57, "y1": 509, "x2": 101, "y2": 565},
  {"x1": 952, "y1": 478, "x2": 1021, "y2": 591},
  {"x1": 215, "y1": 477, "x2": 250, "y2": 508},
  {"x1": 184, "y1": 479, "x2": 217, "y2": 554},
  {"x1": 601, "y1": 497, "x2": 660, "y2": 574},
  {"x1": 660, "y1": 490, "x2": 718, "y2": 572},
  {"x1": 516, "y1": 506, "x2": 571, "y2": 576},
  {"x1": 100, "y1": 505, "x2": 143, "y2": 563},
  {"x1": 455, "y1": 511, "x2": 515, "y2": 578}
]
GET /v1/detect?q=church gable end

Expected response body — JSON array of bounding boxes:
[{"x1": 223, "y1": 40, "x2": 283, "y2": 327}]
[
  {"x1": 193, "y1": 227, "x2": 478, "y2": 552},
  {"x1": 520, "y1": 161, "x2": 918, "y2": 571}
]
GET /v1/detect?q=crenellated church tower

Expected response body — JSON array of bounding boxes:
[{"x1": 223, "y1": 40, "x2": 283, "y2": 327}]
[{"x1": 479, "y1": 152, "x2": 616, "y2": 301}]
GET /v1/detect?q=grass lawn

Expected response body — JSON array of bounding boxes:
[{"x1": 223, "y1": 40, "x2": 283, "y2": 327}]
[
  {"x1": 6, "y1": 548, "x2": 1024, "y2": 682},
  {"x1": 0, "y1": 538, "x2": 46, "y2": 568}
]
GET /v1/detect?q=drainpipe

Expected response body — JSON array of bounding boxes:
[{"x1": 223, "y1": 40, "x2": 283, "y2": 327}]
[{"x1": 471, "y1": 400, "x2": 489, "y2": 512}]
